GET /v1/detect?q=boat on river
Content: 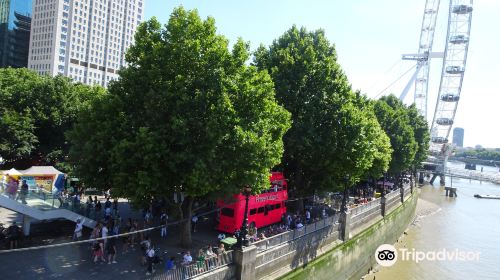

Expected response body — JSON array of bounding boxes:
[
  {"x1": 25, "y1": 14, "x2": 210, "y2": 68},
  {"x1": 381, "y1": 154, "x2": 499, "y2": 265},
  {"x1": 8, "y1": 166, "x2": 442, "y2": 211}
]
[{"x1": 474, "y1": 194, "x2": 500, "y2": 199}]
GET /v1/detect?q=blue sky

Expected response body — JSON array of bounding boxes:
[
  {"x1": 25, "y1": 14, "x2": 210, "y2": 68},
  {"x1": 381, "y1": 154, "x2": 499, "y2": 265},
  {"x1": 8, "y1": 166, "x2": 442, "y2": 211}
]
[{"x1": 145, "y1": 0, "x2": 499, "y2": 148}]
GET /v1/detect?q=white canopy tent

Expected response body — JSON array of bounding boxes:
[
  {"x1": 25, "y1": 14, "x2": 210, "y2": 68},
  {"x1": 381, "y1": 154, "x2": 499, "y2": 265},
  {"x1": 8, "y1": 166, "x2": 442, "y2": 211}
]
[{"x1": 1, "y1": 168, "x2": 24, "y2": 176}]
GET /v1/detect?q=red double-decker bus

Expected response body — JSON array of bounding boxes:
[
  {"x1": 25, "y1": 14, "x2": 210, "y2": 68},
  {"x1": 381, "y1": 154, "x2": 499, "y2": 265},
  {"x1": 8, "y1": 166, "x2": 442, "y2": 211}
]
[{"x1": 216, "y1": 172, "x2": 288, "y2": 234}]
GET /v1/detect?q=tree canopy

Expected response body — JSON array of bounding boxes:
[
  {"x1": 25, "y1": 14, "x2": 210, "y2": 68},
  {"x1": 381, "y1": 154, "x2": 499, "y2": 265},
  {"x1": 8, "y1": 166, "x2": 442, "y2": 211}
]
[
  {"x1": 254, "y1": 26, "x2": 392, "y2": 195},
  {"x1": 0, "y1": 68, "x2": 104, "y2": 170},
  {"x1": 68, "y1": 8, "x2": 291, "y2": 247},
  {"x1": 454, "y1": 148, "x2": 500, "y2": 162},
  {"x1": 407, "y1": 104, "x2": 430, "y2": 168},
  {"x1": 373, "y1": 95, "x2": 420, "y2": 176}
]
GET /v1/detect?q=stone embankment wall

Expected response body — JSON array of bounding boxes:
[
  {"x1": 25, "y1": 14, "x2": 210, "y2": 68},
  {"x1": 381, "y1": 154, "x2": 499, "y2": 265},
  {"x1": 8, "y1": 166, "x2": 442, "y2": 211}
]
[{"x1": 280, "y1": 190, "x2": 418, "y2": 280}]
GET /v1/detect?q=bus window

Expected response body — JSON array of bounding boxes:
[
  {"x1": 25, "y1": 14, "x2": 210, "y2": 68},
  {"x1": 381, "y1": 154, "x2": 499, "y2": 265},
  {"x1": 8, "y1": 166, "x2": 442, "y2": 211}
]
[
  {"x1": 257, "y1": 207, "x2": 264, "y2": 214},
  {"x1": 275, "y1": 203, "x2": 281, "y2": 209},
  {"x1": 266, "y1": 204, "x2": 274, "y2": 211},
  {"x1": 221, "y1": 208, "x2": 235, "y2": 217},
  {"x1": 250, "y1": 209, "x2": 257, "y2": 215}
]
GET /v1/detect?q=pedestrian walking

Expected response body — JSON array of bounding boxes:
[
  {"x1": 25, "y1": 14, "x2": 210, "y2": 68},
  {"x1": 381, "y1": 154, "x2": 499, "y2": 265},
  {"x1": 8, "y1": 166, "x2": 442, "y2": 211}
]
[
  {"x1": 85, "y1": 197, "x2": 93, "y2": 217},
  {"x1": 73, "y1": 218, "x2": 84, "y2": 241},
  {"x1": 19, "y1": 180, "x2": 29, "y2": 204},
  {"x1": 113, "y1": 198, "x2": 119, "y2": 215},
  {"x1": 146, "y1": 246, "x2": 156, "y2": 275},
  {"x1": 95, "y1": 200, "x2": 102, "y2": 219},
  {"x1": 144, "y1": 209, "x2": 152, "y2": 226},
  {"x1": 106, "y1": 234, "x2": 117, "y2": 264},
  {"x1": 140, "y1": 237, "x2": 151, "y2": 265},
  {"x1": 191, "y1": 214, "x2": 198, "y2": 233},
  {"x1": 160, "y1": 211, "x2": 168, "y2": 238},
  {"x1": 130, "y1": 219, "x2": 138, "y2": 247},
  {"x1": 305, "y1": 209, "x2": 311, "y2": 224},
  {"x1": 101, "y1": 222, "x2": 109, "y2": 248},
  {"x1": 93, "y1": 241, "x2": 105, "y2": 263},
  {"x1": 104, "y1": 198, "x2": 112, "y2": 210},
  {"x1": 6, "y1": 177, "x2": 18, "y2": 200}
]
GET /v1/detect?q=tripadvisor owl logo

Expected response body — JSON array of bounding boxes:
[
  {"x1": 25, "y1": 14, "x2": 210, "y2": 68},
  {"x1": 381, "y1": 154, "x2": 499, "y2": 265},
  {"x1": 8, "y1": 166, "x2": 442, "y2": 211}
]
[{"x1": 375, "y1": 244, "x2": 397, "y2": 267}]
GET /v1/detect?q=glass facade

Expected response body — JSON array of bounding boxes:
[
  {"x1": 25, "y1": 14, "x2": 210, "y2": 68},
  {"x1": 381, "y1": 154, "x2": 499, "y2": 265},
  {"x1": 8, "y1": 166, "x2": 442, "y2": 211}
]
[{"x1": 0, "y1": 0, "x2": 32, "y2": 68}]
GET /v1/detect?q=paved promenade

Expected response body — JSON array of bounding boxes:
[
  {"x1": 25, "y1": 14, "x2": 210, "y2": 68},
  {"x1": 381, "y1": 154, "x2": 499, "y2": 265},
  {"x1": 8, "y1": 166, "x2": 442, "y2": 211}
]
[{"x1": 0, "y1": 197, "x2": 220, "y2": 280}]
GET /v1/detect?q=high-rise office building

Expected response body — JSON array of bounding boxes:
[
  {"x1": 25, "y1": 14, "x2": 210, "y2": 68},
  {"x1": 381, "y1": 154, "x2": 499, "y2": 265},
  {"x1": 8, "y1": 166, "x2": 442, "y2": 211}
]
[
  {"x1": 453, "y1": 127, "x2": 464, "y2": 147},
  {"x1": 28, "y1": 0, "x2": 144, "y2": 87},
  {"x1": 0, "y1": 0, "x2": 33, "y2": 68}
]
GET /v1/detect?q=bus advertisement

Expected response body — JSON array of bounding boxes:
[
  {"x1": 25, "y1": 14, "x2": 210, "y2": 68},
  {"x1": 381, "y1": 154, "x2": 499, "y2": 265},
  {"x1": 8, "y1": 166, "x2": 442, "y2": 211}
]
[{"x1": 216, "y1": 172, "x2": 288, "y2": 234}]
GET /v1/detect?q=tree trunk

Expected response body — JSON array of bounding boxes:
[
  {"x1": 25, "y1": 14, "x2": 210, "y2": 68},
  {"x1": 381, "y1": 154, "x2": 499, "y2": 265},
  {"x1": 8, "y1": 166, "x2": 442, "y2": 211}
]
[{"x1": 179, "y1": 196, "x2": 194, "y2": 248}]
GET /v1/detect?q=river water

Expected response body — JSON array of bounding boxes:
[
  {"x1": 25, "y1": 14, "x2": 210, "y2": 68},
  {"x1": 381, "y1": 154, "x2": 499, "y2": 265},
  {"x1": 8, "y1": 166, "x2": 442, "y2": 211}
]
[{"x1": 371, "y1": 161, "x2": 500, "y2": 279}]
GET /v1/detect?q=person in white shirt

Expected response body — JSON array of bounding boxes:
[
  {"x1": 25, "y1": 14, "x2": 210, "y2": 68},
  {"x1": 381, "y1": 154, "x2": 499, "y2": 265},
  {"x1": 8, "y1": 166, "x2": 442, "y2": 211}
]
[
  {"x1": 146, "y1": 246, "x2": 155, "y2": 275},
  {"x1": 191, "y1": 215, "x2": 198, "y2": 233},
  {"x1": 101, "y1": 224, "x2": 108, "y2": 247},
  {"x1": 105, "y1": 207, "x2": 112, "y2": 218},
  {"x1": 182, "y1": 251, "x2": 193, "y2": 265},
  {"x1": 73, "y1": 219, "x2": 83, "y2": 240}
]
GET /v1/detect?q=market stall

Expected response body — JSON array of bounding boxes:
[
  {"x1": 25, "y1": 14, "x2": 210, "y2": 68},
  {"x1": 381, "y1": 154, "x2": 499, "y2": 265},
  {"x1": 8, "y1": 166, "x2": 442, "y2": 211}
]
[{"x1": 20, "y1": 166, "x2": 66, "y2": 193}]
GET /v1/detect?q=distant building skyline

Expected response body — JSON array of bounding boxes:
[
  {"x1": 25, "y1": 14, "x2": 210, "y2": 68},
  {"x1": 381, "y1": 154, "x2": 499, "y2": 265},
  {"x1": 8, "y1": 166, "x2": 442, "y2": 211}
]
[
  {"x1": 0, "y1": 0, "x2": 33, "y2": 68},
  {"x1": 27, "y1": 0, "x2": 144, "y2": 87},
  {"x1": 453, "y1": 127, "x2": 464, "y2": 148}
]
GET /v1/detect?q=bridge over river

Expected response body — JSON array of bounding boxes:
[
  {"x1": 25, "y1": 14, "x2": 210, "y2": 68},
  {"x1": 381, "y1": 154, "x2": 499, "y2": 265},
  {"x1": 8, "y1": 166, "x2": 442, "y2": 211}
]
[
  {"x1": 419, "y1": 164, "x2": 500, "y2": 185},
  {"x1": 444, "y1": 166, "x2": 500, "y2": 184}
]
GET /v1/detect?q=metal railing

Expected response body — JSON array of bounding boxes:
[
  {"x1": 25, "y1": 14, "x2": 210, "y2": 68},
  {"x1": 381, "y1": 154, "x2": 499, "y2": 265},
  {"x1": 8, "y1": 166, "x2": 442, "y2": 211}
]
[
  {"x1": 445, "y1": 167, "x2": 500, "y2": 184},
  {"x1": 385, "y1": 189, "x2": 400, "y2": 200},
  {"x1": 252, "y1": 214, "x2": 340, "y2": 252},
  {"x1": 153, "y1": 251, "x2": 233, "y2": 280},
  {"x1": 403, "y1": 185, "x2": 412, "y2": 199},
  {"x1": 350, "y1": 197, "x2": 381, "y2": 217}
]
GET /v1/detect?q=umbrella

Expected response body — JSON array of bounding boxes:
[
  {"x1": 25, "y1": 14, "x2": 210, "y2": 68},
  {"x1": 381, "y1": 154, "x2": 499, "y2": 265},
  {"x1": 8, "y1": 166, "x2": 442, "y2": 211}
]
[{"x1": 376, "y1": 181, "x2": 394, "y2": 187}]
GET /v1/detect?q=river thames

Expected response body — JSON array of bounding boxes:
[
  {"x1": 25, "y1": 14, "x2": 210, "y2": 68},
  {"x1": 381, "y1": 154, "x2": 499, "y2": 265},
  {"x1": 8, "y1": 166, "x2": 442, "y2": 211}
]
[{"x1": 372, "y1": 162, "x2": 500, "y2": 279}]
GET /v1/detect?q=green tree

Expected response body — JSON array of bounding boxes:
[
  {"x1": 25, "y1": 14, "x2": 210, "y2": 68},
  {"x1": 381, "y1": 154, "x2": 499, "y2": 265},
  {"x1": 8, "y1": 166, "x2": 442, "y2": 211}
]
[
  {"x1": 0, "y1": 68, "x2": 103, "y2": 170},
  {"x1": 254, "y1": 26, "x2": 391, "y2": 200},
  {"x1": 68, "y1": 8, "x2": 291, "y2": 247},
  {"x1": 407, "y1": 104, "x2": 430, "y2": 168},
  {"x1": 354, "y1": 93, "x2": 393, "y2": 181},
  {"x1": 374, "y1": 95, "x2": 418, "y2": 178}
]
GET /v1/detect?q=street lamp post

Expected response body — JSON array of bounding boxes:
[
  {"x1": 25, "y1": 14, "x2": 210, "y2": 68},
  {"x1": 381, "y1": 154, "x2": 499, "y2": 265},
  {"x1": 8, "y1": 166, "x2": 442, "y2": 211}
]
[
  {"x1": 236, "y1": 186, "x2": 252, "y2": 248},
  {"x1": 381, "y1": 172, "x2": 388, "y2": 217},
  {"x1": 341, "y1": 175, "x2": 349, "y2": 213},
  {"x1": 340, "y1": 175, "x2": 350, "y2": 241},
  {"x1": 382, "y1": 172, "x2": 387, "y2": 198}
]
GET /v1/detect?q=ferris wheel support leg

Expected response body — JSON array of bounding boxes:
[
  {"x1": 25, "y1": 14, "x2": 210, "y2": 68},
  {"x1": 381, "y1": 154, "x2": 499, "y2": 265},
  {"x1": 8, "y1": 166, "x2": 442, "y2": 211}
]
[{"x1": 429, "y1": 173, "x2": 438, "y2": 185}]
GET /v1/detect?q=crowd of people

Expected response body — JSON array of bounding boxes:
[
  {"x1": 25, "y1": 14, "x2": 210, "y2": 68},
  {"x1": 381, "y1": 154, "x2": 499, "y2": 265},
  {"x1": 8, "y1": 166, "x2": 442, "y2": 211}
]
[
  {"x1": 81, "y1": 196, "x2": 165, "y2": 275},
  {"x1": 78, "y1": 196, "x2": 226, "y2": 276}
]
